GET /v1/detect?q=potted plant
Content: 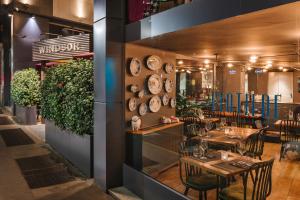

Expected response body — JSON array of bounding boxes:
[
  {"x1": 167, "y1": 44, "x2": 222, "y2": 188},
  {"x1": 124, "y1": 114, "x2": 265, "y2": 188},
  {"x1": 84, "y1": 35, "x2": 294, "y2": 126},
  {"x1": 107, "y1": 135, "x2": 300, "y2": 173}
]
[
  {"x1": 11, "y1": 68, "x2": 41, "y2": 125},
  {"x1": 41, "y1": 59, "x2": 94, "y2": 177}
]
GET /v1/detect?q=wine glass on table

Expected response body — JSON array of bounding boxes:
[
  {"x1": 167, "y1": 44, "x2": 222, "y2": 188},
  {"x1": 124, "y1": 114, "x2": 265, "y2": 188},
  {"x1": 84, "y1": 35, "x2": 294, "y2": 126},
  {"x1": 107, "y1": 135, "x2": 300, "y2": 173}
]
[
  {"x1": 205, "y1": 122, "x2": 213, "y2": 138},
  {"x1": 237, "y1": 141, "x2": 247, "y2": 156},
  {"x1": 200, "y1": 140, "x2": 208, "y2": 159},
  {"x1": 193, "y1": 145, "x2": 200, "y2": 158}
]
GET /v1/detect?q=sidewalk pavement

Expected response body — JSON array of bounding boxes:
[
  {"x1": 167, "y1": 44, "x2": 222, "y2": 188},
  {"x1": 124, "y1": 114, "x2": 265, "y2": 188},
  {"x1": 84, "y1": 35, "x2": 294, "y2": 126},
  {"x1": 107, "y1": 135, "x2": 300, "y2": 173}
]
[{"x1": 0, "y1": 112, "x2": 113, "y2": 200}]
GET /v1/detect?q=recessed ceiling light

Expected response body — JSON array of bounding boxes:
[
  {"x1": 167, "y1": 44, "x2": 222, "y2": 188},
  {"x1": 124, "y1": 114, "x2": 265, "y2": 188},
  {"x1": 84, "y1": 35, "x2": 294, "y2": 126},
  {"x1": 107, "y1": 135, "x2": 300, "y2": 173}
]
[
  {"x1": 267, "y1": 60, "x2": 272, "y2": 64},
  {"x1": 198, "y1": 67, "x2": 202, "y2": 70},
  {"x1": 247, "y1": 67, "x2": 252, "y2": 71},
  {"x1": 204, "y1": 59, "x2": 210, "y2": 64},
  {"x1": 263, "y1": 69, "x2": 268, "y2": 73},
  {"x1": 279, "y1": 66, "x2": 284, "y2": 70},
  {"x1": 249, "y1": 55, "x2": 258, "y2": 63},
  {"x1": 205, "y1": 64, "x2": 210, "y2": 68},
  {"x1": 227, "y1": 63, "x2": 233, "y2": 68},
  {"x1": 266, "y1": 63, "x2": 272, "y2": 68},
  {"x1": 186, "y1": 70, "x2": 192, "y2": 74},
  {"x1": 175, "y1": 69, "x2": 178, "y2": 72},
  {"x1": 181, "y1": 69, "x2": 185, "y2": 72},
  {"x1": 209, "y1": 70, "x2": 213, "y2": 72},
  {"x1": 283, "y1": 68, "x2": 288, "y2": 72},
  {"x1": 178, "y1": 60, "x2": 183, "y2": 65}
]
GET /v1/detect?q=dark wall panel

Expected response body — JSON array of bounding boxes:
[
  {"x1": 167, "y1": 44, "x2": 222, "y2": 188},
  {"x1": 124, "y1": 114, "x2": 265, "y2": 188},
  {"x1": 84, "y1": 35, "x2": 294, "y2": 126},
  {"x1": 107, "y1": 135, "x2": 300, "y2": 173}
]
[
  {"x1": 126, "y1": 0, "x2": 299, "y2": 42},
  {"x1": 13, "y1": 12, "x2": 49, "y2": 71}
]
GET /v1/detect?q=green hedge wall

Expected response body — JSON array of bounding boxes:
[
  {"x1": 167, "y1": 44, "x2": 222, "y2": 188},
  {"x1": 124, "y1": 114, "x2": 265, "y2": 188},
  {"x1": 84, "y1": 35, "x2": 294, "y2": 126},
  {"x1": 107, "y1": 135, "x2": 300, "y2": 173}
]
[
  {"x1": 41, "y1": 59, "x2": 94, "y2": 135},
  {"x1": 11, "y1": 68, "x2": 41, "y2": 107}
]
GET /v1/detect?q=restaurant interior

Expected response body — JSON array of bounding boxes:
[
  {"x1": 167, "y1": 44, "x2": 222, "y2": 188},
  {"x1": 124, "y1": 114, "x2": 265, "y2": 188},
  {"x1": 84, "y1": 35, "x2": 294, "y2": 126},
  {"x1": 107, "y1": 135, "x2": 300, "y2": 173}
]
[{"x1": 126, "y1": 1, "x2": 300, "y2": 200}]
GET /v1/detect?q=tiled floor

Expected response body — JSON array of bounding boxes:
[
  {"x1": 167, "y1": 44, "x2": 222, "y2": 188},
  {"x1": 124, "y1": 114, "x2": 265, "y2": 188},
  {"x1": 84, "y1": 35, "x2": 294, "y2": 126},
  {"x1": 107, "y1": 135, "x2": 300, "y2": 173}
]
[
  {"x1": 156, "y1": 142, "x2": 300, "y2": 200},
  {"x1": 0, "y1": 112, "x2": 112, "y2": 200}
]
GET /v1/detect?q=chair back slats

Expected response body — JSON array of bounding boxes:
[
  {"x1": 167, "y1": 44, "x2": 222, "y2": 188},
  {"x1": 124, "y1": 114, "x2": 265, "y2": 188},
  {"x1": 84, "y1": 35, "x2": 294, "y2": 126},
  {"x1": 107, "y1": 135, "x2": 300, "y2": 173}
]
[
  {"x1": 249, "y1": 158, "x2": 274, "y2": 200},
  {"x1": 245, "y1": 128, "x2": 266, "y2": 159},
  {"x1": 178, "y1": 140, "x2": 202, "y2": 186},
  {"x1": 280, "y1": 120, "x2": 300, "y2": 143}
]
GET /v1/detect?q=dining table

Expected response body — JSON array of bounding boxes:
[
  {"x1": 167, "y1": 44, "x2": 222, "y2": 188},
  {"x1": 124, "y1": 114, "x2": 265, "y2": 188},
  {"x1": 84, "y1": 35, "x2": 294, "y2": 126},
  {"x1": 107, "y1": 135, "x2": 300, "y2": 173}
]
[
  {"x1": 181, "y1": 150, "x2": 262, "y2": 199},
  {"x1": 213, "y1": 111, "x2": 262, "y2": 120},
  {"x1": 195, "y1": 127, "x2": 259, "y2": 150}
]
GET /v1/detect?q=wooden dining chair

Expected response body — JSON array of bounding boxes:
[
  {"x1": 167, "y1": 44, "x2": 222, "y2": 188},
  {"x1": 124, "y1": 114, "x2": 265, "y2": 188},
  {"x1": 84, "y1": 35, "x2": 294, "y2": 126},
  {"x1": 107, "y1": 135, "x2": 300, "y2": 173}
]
[
  {"x1": 179, "y1": 157, "x2": 220, "y2": 200},
  {"x1": 179, "y1": 139, "x2": 201, "y2": 156},
  {"x1": 245, "y1": 128, "x2": 267, "y2": 160},
  {"x1": 219, "y1": 158, "x2": 275, "y2": 200},
  {"x1": 185, "y1": 124, "x2": 201, "y2": 140},
  {"x1": 279, "y1": 120, "x2": 300, "y2": 161}
]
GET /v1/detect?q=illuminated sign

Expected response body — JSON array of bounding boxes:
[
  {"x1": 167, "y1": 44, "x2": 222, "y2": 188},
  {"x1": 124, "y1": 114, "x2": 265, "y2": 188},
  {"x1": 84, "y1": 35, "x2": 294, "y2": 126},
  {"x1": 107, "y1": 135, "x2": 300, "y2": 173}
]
[
  {"x1": 229, "y1": 69, "x2": 236, "y2": 75},
  {"x1": 33, "y1": 34, "x2": 90, "y2": 61}
]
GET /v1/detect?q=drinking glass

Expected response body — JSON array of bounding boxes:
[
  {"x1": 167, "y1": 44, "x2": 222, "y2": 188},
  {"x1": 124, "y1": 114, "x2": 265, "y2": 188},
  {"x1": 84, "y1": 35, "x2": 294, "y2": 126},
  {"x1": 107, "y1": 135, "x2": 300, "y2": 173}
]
[
  {"x1": 237, "y1": 141, "x2": 247, "y2": 156},
  {"x1": 200, "y1": 140, "x2": 208, "y2": 158},
  {"x1": 205, "y1": 122, "x2": 213, "y2": 137},
  {"x1": 193, "y1": 145, "x2": 200, "y2": 158},
  {"x1": 221, "y1": 151, "x2": 229, "y2": 161},
  {"x1": 231, "y1": 121, "x2": 238, "y2": 127},
  {"x1": 216, "y1": 123, "x2": 221, "y2": 130},
  {"x1": 221, "y1": 118, "x2": 227, "y2": 128}
]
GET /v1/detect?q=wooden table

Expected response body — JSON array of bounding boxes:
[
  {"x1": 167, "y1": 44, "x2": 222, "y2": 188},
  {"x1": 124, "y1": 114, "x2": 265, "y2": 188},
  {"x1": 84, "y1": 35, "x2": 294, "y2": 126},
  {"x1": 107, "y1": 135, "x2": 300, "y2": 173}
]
[
  {"x1": 196, "y1": 127, "x2": 259, "y2": 147},
  {"x1": 181, "y1": 151, "x2": 262, "y2": 199},
  {"x1": 214, "y1": 111, "x2": 262, "y2": 120},
  {"x1": 181, "y1": 151, "x2": 261, "y2": 178}
]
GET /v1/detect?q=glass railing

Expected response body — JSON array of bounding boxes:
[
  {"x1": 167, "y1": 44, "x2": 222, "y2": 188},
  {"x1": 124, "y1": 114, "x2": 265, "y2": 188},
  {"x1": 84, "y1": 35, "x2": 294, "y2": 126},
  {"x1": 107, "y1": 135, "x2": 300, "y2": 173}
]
[{"x1": 128, "y1": 0, "x2": 193, "y2": 23}]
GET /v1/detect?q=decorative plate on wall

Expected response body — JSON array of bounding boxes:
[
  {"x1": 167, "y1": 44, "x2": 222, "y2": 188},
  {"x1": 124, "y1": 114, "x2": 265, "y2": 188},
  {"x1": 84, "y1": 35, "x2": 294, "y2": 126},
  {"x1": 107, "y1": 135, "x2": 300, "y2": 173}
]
[
  {"x1": 147, "y1": 55, "x2": 162, "y2": 71},
  {"x1": 170, "y1": 98, "x2": 176, "y2": 108},
  {"x1": 130, "y1": 85, "x2": 139, "y2": 93},
  {"x1": 162, "y1": 94, "x2": 169, "y2": 106},
  {"x1": 129, "y1": 58, "x2": 142, "y2": 76},
  {"x1": 148, "y1": 74, "x2": 163, "y2": 95},
  {"x1": 128, "y1": 97, "x2": 137, "y2": 111},
  {"x1": 139, "y1": 103, "x2": 148, "y2": 116},
  {"x1": 165, "y1": 63, "x2": 175, "y2": 74},
  {"x1": 164, "y1": 78, "x2": 174, "y2": 93},
  {"x1": 138, "y1": 89, "x2": 145, "y2": 98},
  {"x1": 149, "y1": 96, "x2": 162, "y2": 113}
]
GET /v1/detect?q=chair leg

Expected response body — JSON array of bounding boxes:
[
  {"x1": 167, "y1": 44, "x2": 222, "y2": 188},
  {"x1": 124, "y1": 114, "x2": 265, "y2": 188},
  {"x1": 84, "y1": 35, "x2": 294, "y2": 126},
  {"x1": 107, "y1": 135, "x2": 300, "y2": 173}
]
[
  {"x1": 199, "y1": 191, "x2": 203, "y2": 200},
  {"x1": 184, "y1": 187, "x2": 189, "y2": 195},
  {"x1": 279, "y1": 145, "x2": 284, "y2": 161},
  {"x1": 204, "y1": 191, "x2": 207, "y2": 200}
]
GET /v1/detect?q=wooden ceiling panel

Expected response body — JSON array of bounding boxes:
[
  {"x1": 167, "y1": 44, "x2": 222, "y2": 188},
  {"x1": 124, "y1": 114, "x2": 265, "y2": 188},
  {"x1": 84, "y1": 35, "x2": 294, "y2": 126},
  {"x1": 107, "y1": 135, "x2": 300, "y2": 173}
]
[{"x1": 133, "y1": 1, "x2": 300, "y2": 67}]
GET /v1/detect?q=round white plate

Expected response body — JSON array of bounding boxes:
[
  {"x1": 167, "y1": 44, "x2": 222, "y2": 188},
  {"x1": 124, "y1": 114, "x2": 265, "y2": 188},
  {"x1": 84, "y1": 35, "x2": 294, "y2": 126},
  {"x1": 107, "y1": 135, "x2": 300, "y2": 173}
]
[
  {"x1": 149, "y1": 96, "x2": 162, "y2": 113},
  {"x1": 128, "y1": 97, "x2": 137, "y2": 111},
  {"x1": 147, "y1": 55, "x2": 162, "y2": 71},
  {"x1": 165, "y1": 63, "x2": 174, "y2": 74},
  {"x1": 170, "y1": 98, "x2": 176, "y2": 108},
  {"x1": 129, "y1": 58, "x2": 142, "y2": 76},
  {"x1": 139, "y1": 103, "x2": 148, "y2": 116},
  {"x1": 148, "y1": 74, "x2": 163, "y2": 95},
  {"x1": 165, "y1": 79, "x2": 174, "y2": 93},
  {"x1": 130, "y1": 85, "x2": 139, "y2": 93},
  {"x1": 138, "y1": 90, "x2": 145, "y2": 98},
  {"x1": 162, "y1": 94, "x2": 169, "y2": 106}
]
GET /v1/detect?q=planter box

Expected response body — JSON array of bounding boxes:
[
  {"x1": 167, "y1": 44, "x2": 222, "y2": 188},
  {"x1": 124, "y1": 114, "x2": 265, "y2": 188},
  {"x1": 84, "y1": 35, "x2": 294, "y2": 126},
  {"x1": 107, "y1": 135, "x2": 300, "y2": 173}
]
[
  {"x1": 45, "y1": 120, "x2": 93, "y2": 177},
  {"x1": 15, "y1": 105, "x2": 37, "y2": 125}
]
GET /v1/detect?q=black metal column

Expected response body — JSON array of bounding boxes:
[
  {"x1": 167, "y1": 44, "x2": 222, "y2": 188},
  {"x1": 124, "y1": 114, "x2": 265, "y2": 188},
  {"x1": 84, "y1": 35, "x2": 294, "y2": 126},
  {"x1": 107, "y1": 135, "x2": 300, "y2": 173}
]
[{"x1": 93, "y1": 0, "x2": 126, "y2": 190}]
